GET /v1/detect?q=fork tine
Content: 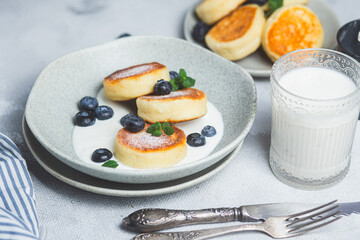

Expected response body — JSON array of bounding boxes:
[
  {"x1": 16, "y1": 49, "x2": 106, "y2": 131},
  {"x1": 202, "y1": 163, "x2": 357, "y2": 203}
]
[
  {"x1": 287, "y1": 204, "x2": 339, "y2": 226},
  {"x1": 288, "y1": 209, "x2": 341, "y2": 232},
  {"x1": 288, "y1": 216, "x2": 342, "y2": 236},
  {"x1": 286, "y1": 200, "x2": 337, "y2": 220}
]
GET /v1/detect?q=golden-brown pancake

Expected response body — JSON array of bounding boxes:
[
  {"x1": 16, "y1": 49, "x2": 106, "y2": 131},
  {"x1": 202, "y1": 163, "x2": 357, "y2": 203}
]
[
  {"x1": 136, "y1": 88, "x2": 207, "y2": 123},
  {"x1": 195, "y1": 0, "x2": 247, "y2": 25},
  {"x1": 205, "y1": 4, "x2": 265, "y2": 61},
  {"x1": 262, "y1": 5, "x2": 324, "y2": 62},
  {"x1": 114, "y1": 123, "x2": 187, "y2": 169},
  {"x1": 103, "y1": 62, "x2": 170, "y2": 101}
]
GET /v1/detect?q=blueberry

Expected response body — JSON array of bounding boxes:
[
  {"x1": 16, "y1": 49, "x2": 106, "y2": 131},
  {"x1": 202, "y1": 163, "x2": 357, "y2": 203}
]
[
  {"x1": 153, "y1": 80, "x2": 172, "y2": 95},
  {"x1": 91, "y1": 148, "x2": 113, "y2": 163},
  {"x1": 95, "y1": 105, "x2": 114, "y2": 120},
  {"x1": 120, "y1": 113, "x2": 138, "y2": 127},
  {"x1": 201, "y1": 125, "x2": 217, "y2": 137},
  {"x1": 117, "y1": 33, "x2": 131, "y2": 38},
  {"x1": 124, "y1": 115, "x2": 145, "y2": 133},
  {"x1": 74, "y1": 110, "x2": 96, "y2": 127},
  {"x1": 79, "y1": 96, "x2": 98, "y2": 111},
  {"x1": 192, "y1": 22, "x2": 210, "y2": 43},
  {"x1": 169, "y1": 71, "x2": 180, "y2": 79},
  {"x1": 187, "y1": 133, "x2": 206, "y2": 147},
  {"x1": 245, "y1": 0, "x2": 267, "y2": 6}
]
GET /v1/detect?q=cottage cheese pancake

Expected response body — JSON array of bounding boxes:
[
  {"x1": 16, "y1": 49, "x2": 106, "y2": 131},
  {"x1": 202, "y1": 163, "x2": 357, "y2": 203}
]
[
  {"x1": 195, "y1": 0, "x2": 246, "y2": 25},
  {"x1": 114, "y1": 124, "x2": 187, "y2": 169},
  {"x1": 262, "y1": 5, "x2": 324, "y2": 62},
  {"x1": 205, "y1": 4, "x2": 265, "y2": 61},
  {"x1": 103, "y1": 62, "x2": 170, "y2": 101},
  {"x1": 136, "y1": 88, "x2": 207, "y2": 123}
]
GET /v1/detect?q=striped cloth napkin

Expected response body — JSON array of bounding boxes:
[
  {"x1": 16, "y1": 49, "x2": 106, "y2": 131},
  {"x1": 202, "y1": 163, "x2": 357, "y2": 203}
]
[{"x1": 0, "y1": 133, "x2": 39, "y2": 240}]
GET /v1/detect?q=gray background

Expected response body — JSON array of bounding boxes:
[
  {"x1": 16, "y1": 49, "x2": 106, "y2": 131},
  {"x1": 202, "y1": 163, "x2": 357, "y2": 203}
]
[{"x1": 1, "y1": 0, "x2": 360, "y2": 239}]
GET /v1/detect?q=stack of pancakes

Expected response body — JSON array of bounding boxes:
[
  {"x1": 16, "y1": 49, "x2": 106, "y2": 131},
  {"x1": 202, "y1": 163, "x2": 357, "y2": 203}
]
[
  {"x1": 103, "y1": 62, "x2": 207, "y2": 169},
  {"x1": 196, "y1": 0, "x2": 323, "y2": 62}
]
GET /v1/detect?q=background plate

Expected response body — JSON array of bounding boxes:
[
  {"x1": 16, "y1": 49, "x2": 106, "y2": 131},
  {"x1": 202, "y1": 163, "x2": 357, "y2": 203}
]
[
  {"x1": 25, "y1": 36, "x2": 256, "y2": 184},
  {"x1": 23, "y1": 117, "x2": 242, "y2": 197},
  {"x1": 183, "y1": 0, "x2": 340, "y2": 77}
]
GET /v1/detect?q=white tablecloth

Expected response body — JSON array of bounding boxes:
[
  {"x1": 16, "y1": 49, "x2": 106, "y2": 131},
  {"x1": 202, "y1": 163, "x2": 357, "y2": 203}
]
[{"x1": 1, "y1": 0, "x2": 360, "y2": 239}]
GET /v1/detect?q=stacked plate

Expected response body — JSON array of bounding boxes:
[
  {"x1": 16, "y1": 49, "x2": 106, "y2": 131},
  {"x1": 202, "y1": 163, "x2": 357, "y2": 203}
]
[
  {"x1": 183, "y1": 0, "x2": 340, "y2": 78},
  {"x1": 24, "y1": 36, "x2": 256, "y2": 197}
]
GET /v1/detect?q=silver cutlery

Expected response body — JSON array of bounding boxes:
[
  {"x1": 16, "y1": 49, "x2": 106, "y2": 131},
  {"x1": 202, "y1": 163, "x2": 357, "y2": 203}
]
[
  {"x1": 123, "y1": 201, "x2": 358, "y2": 232},
  {"x1": 132, "y1": 201, "x2": 341, "y2": 240}
]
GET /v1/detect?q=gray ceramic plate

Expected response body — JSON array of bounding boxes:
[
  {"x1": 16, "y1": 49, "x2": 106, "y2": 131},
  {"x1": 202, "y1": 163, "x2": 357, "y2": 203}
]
[
  {"x1": 183, "y1": 0, "x2": 340, "y2": 77},
  {"x1": 25, "y1": 36, "x2": 256, "y2": 184},
  {"x1": 23, "y1": 117, "x2": 242, "y2": 197}
]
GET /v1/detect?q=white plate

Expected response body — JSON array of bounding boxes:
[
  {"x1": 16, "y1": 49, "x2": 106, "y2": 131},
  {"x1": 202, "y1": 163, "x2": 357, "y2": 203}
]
[
  {"x1": 183, "y1": 0, "x2": 340, "y2": 77},
  {"x1": 25, "y1": 36, "x2": 256, "y2": 184},
  {"x1": 23, "y1": 117, "x2": 242, "y2": 197}
]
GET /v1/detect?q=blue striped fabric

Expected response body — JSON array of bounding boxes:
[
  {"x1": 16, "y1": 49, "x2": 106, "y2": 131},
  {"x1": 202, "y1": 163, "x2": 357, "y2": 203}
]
[{"x1": 0, "y1": 133, "x2": 39, "y2": 240}]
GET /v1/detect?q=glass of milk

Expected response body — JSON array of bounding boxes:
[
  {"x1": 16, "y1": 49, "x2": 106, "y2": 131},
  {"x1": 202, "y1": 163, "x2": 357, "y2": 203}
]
[{"x1": 270, "y1": 48, "x2": 360, "y2": 190}]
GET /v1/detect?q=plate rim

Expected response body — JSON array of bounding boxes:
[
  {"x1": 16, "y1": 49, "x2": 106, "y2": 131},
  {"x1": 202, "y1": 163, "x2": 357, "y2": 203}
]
[
  {"x1": 183, "y1": 0, "x2": 341, "y2": 78},
  {"x1": 22, "y1": 116, "x2": 243, "y2": 197},
  {"x1": 25, "y1": 35, "x2": 257, "y2": 183}
]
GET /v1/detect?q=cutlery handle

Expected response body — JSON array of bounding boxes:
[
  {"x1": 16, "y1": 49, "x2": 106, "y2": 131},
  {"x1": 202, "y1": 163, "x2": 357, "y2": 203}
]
[
  {"x1": 132, "y1": 223, "x2": 260, "y2": 240},
  {"x1": 123, "y1": 208, "x2": 240, "y2": 232}
]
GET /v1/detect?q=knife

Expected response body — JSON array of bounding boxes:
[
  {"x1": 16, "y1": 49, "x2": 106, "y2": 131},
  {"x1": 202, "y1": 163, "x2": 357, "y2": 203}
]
[{"x1": 122, "y1": 202, "x2": 359, "y2": 232}]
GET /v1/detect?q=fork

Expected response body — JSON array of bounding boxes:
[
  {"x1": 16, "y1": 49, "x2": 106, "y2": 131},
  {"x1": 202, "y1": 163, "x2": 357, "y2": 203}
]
[{"x1": 132, "y1": 200, "x2": 341, "y2": 240}]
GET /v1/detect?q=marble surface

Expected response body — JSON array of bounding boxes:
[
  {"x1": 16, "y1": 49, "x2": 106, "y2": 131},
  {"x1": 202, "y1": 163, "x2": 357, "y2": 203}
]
[{"x1": 1, "y1": 0, "x2": 360, "y2": 239}]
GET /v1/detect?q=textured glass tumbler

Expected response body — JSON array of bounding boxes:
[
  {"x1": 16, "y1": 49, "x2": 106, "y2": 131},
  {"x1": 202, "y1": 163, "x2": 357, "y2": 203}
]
[{"x1": 270, "y1": 49, "x2": 360, "y2": 190}]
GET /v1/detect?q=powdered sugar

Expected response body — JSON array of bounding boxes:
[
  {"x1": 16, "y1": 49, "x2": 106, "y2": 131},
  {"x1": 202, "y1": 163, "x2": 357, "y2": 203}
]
[
  {"x1": 119, "y1": 129, "x2": 178, "y2": 151},
  {"x1": 106, "y1": 62, "x2": 162, "y2": 80},
  {"x1": 139, "y1": 88, "x2": 203, "y2": 100}
]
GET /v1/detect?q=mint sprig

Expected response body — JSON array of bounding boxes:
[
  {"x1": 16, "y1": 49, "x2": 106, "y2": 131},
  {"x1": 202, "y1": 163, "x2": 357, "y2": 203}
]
[
  {"x1": 102, "y1": 160, "x2": 118, "y2": 168},
  {"x1": 266, "y1": 0, "x2": 283, "y2": 16},
  {"x1": 146, "y1": 122, "x2": 175, "y2": 136},
  {"x1": 170, "y1": 69, "x2": 196, "y2": 91}
]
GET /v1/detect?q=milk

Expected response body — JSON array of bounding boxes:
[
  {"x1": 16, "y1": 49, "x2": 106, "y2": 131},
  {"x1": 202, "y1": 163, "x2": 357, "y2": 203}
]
[{"x1": 270, "y1": 67, "x2": 358, "y2": 185}]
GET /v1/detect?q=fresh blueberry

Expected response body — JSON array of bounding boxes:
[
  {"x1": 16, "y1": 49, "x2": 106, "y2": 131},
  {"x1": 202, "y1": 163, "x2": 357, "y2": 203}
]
[
  {"x1": 117, "y1": 33, "x2": 131, "y2": 38},
  {"x1": 125, "y1": 116, "x2": 145, "y2": 133},
  {"x1": 91, "y1": 148, "x2": 113, "y2": 163},
  {"x1": 169, "y1": 71, "x2": 180, "y2": 79},
  {"x1": 120, "y1": 113, "x2": 138, "y2": 127},
  {"x1": 95, "y1": 105, "x2": 114, "y2": 120},
  {"x1": 192, "y1": 22, "x2": 210, "y2": 43},
  {"x1": 74, "y1": 110, "x2": 96, "y2": 127},
  {"x1": 79, "y1": 96, "x2": 98, "y2": 111},
  {"x1": 187, "y1": 133, "x2": 206, "y2": 147},
  {"x1": 154, "y1": 79, "x2": 172, "y2": 95},
  {"x1": 245, "y1": 0, "x2": 267, "y2": 6},
  {"x1": 201, "y1": 125, "x2": 217, "y2": 137}
]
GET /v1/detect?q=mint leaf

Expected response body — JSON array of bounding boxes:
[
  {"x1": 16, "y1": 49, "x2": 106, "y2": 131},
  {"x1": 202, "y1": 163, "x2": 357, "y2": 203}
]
[
  {"x1": 147, "y1": 122, "x2": 162, "y2": 136},
  {"x1": 102, "y1": 160, "x2": 118, "y2": 168},
  {"x1": 179, "y1": 69, "x2": 187, "y2": 80},
  {"x1": 152, "y1": 129, "x2": 162, "y2": 137},
  {"x1": 184, "y1": 77, "x2": 196, "y2": 88},
  {"x1": 267, "y1": 0, "x2": 283, "y2": 16},
  {"x1": 162, "y1": 122, "x2": 175, "y2": 135},
  {"x1": 170, "y1": 78, "x2": 179, "y2": 91}
]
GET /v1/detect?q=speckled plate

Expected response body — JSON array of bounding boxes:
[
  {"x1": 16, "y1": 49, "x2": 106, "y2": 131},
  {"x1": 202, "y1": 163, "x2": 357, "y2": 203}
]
[
  {"x1": 25, "y1": 36, "x2": 256, "y2": 184},
  {"x1": 183, "y1": 0, "x2": 340, "y2": 77},
  {"x1": 23, "y1": 117, "x2": 242, "y2": 197}
]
